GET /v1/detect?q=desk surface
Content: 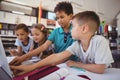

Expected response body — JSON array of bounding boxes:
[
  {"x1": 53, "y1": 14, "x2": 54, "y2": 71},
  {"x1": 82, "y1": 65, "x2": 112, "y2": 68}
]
[
  {"x1": 7, "y1": 57, "x2": 120, "y2": 80},
  {"x1": 57, "y1": 63, "x2": 120, "y2": 80}
]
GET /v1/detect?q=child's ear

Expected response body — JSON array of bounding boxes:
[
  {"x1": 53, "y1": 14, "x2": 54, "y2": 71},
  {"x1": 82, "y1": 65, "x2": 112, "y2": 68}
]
[
  {"x1": 69, "y1": 14, "x2": 73, "y2": 19},
  {"x1": 82, "y1": 24, "x2": 89, "y2": 33}
]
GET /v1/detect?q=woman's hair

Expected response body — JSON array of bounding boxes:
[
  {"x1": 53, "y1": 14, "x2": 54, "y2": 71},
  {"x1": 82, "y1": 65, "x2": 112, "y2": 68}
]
[
  {"x1": 54, "y1": 1, "x2": 73, "y2": 15},
  {"x1": 15, "y1": 23, "x2": 29, "y2": 33},
  {"x1": 32, "y1": 23, "x2": 48, "y2": 38}
]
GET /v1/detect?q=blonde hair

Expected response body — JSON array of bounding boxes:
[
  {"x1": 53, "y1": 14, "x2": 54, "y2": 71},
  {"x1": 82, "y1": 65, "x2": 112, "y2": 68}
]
[{"x1": 32, "y1": 23, "x2": 48, "y2": 39}]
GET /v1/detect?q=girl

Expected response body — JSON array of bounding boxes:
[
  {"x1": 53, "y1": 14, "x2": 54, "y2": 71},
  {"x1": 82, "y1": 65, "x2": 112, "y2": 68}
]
[
  {"x1": 9, "y1": 23, "x2": 34, "y2": 56},
  {"x1": 31, "y1": 23, "x2": 54, "y2": 59}
]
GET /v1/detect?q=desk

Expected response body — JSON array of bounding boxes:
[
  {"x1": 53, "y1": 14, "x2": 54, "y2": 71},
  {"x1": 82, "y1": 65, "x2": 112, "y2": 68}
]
[
  {"x1": 7, "y1": 57, "x2": 120, "y2": 80},
  {"x1": 57, "y1": 63, "x2": 120, "y2": 80}
]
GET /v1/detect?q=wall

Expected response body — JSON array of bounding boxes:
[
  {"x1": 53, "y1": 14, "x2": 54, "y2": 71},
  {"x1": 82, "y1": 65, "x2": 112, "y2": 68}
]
[
  {"x1": 0, "y1": 11, "x2": 37, "y2": 26},
  {"x1": 41, "y1": 18, "x2": 59, "y2": 29}
]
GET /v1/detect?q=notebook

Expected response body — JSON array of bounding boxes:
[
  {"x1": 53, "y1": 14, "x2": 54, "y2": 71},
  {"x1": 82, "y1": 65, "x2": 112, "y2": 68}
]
[{"x1": 0, "y1": 37, "x2": 59, "y2": 80}]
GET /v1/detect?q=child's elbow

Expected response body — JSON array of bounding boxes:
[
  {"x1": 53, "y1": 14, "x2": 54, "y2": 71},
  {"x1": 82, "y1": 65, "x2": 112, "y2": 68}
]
[
  {"x1": 96, "y1": 64, "x2": 106, "y2": 74},
  {"x1": 96, "y1": 68, "x2": 105, "y2": 74},
  {"x1": 98, "y1": 70, "x2": 105, "y2": 74}
]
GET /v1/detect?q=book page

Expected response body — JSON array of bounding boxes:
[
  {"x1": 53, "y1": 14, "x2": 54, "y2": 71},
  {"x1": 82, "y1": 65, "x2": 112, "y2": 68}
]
[
  {"x1": 39, "y1": 68, "x2": 69, "y2": 80},
  {"x1": 7, "y1": 56, "x2": 16, "y2": 63}
]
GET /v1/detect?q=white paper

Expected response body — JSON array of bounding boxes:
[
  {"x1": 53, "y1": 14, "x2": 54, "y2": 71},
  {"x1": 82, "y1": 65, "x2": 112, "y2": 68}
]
[
  {"x1": 57, "y1": 63, "x2": 85, "y2": 75},
  {"x1": 22, "y1": 58, "x2": 41, "y2": 65},
  {"x1": 39, "y1": 68, "x2": 69, "y2": 80},
  {"x1": 7, "y1": 56, "x2": 16, "y2": 63}
]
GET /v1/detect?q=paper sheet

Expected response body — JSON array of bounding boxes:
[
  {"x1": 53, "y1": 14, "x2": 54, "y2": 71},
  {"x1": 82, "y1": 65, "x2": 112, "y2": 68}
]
[
  {"x1": 7, "y1": 56, "x2": 16, "y2": 63},
  {"x1": 39, "y1": 68, "x2": 69, "y2": 80}
]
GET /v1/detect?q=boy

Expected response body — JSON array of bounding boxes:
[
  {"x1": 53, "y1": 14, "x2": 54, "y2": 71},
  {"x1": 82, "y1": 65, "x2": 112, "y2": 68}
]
[
  {"x1": 11, "y1": 11, "x2": 114, "y2": 75},
  {"x1": 10, "y1": 1, "x2": 76, "y2": 65}
]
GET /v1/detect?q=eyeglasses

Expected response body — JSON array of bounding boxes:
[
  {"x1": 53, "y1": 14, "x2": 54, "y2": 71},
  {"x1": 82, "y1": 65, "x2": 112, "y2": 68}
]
[{"x1": 64, "y1": 33, "x2": 69, "y2": 43}]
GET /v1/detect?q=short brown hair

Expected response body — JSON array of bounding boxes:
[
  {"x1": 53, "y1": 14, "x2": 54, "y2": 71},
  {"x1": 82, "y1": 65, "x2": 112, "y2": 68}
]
[
  {"x1": 54, "y1": 1, "x2": 73, "y2": 15},
  {"x1": 15, "y1": 23, "x2": 29, "y2": 33},
  {"x1": 73, "y1": 11, "x2": 100, "y2": 33}
]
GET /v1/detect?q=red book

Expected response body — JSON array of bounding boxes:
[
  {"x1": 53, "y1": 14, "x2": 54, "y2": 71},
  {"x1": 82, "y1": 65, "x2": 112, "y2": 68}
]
[{"x1": 13, "y1": 66, "x2": 59, "y2": 80}]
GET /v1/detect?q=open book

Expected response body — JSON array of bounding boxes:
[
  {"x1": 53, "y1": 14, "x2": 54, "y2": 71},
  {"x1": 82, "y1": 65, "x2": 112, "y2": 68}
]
[{"x1": 39, "y1": 68, "x2": 88, "y2": 80}]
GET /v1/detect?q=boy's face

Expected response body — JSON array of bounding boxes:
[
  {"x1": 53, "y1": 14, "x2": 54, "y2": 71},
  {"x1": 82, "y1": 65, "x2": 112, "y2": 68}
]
[
  {"x1": 56, "y1": 11, "x2": 72, "y2": 28},
  {"x1": 15, "y1": 29, "x2": 29, "y2": 42},
  {"x1": 31, "y1": 28, "x2": 45, "y2": 43},
  {"x1": 71, "y1": 19, "x2": 82, "y2": 40}
]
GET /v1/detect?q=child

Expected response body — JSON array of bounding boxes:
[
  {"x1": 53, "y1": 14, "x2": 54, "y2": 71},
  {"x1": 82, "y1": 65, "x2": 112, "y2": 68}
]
[
  {"x1": 10, "y1": 11, "x2": 114, "y2": 75},
  {"x1": 9, "y1": 23, "x2": 34, "y2": 56},
  {"x1": 10, "y1": 1, "x2": 76, "y2": 65},
  {"x1": 31, "y1": 23, "x2": 54, "y2": 59}
]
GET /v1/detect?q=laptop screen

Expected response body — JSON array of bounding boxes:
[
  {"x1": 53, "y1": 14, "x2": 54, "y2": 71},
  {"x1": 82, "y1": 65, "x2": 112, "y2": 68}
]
[
  {"x1": 0, "y1": 38, "x2": 12, "y2": 79},
  {"x1": 0, "y1": 66, "x2": 12, "y2": 80}
]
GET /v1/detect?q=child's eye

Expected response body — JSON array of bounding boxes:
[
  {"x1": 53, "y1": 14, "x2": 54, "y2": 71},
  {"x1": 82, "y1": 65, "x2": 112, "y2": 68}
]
[
  {"x1": 36, "y1": 34, "x2": 40, "y2": 36},
  {"x1": 60, "y1": 16, "x2": 64, "y2": 19},
  {"x1": 20, "y1": 34, "x2": 24, "y2": 36},
  {"x1": 33, "y1": 33, "x2": 39, "y2": 36}
]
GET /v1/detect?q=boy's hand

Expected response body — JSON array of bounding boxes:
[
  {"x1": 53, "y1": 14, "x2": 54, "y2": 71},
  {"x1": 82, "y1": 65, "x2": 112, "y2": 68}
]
[
  {"x1": 66, "y1": 60, "x2": 77, "y2": 67},
  {"x1": 10, "y1": 64, "x2": 35, "y2": 76},
  {"x1": 9, "y1": 49, "x2": 17, "y2": 56},
  {"x1": 9, "y1": 56, "x2": 23, "y2": 65}
]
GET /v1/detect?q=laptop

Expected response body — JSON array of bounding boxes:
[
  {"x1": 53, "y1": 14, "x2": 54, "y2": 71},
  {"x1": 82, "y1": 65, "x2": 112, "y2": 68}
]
[
  {"x1": 0, "y1": 37, "x2": 39, "y2": 80},
  {"x1": 0, "y1": 38, "x2": 59, "y2": 80},
  {"x1": 0, "y1": 37, "x2": 13, "y2": 80}
]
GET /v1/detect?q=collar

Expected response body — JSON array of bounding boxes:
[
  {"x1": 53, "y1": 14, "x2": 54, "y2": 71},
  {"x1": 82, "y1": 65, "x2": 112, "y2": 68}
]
[{"x1": 59, "y1": 24, "x2": 72, "y2": 34}]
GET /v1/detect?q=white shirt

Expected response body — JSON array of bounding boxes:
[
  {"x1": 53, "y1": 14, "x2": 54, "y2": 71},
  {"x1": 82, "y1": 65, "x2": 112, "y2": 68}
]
[
  {"x1": 66, "y1": 35, "x2": 114, "y2": 67},
  {"x1": 15, "y1": 37, "x2": 34, "y2": 54}
]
